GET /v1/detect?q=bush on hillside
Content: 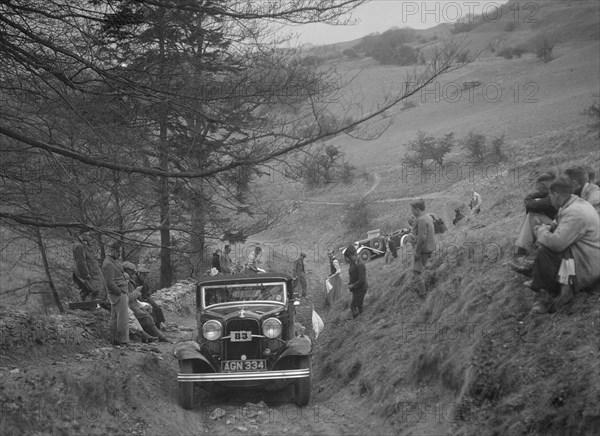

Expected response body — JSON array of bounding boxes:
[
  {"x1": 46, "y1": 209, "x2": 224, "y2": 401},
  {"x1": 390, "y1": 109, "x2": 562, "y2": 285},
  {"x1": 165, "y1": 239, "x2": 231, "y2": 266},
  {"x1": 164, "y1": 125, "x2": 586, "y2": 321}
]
[
  {"x1": 497, "y1": 47, "x2": 514, "y2": 59},
  {"x1": 583, "y1": 94, "x2": 600, "y2": 137},
  {"x1": 403, "y1": 131, "x2": 455, "y2": 168},
  {"x1": 531, "y1": 32, "x2": 556, "y2": 63},
  {"x1": 355, "y1": 28, "x2": 418, "y2": 66},
  {"x1": 286, "y1": 141, "x2": 355, "y2": 188},
  {"x1": 342, "y1": 48, "x2": 359, "y2": 59},
  {"x1": 456, "y1": 50, "x2": 470, "y2": 63},
  {"x1": 462, "y1": 131, "x2": 487, "y2": 162},
  {"x1": 491, "y1": 134, "x2": 507, "y2": 161},
  {"x1": 343, "y1": 198, "x2": 372, "y2": 234},
  {"x1": 504, "y1": 21, "x2": 517, "y2": 32},
  {"x1": 450, "y1": 16, "x2": 481, "y2": 34}
]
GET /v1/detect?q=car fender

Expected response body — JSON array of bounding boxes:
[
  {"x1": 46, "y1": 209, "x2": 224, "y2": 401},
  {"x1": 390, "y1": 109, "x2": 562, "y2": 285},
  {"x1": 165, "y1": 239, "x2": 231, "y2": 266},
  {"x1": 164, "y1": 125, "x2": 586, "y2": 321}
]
[
  {"x1": 173, "y1": 340, "x2": 210, "y2": 364},
  {"x1": 278, "y1": 335, "x2": 312, "y2": 359},
  {"x1": 357, "y1": 246, "x2": 382, "y2": 256}
]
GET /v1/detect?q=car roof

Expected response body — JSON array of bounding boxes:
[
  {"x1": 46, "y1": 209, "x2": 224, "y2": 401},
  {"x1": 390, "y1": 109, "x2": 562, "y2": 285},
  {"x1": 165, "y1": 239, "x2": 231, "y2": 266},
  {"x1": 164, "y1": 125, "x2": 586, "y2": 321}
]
[{"x1": 196, "y1": 272, "x2": 293, "y2": 287}]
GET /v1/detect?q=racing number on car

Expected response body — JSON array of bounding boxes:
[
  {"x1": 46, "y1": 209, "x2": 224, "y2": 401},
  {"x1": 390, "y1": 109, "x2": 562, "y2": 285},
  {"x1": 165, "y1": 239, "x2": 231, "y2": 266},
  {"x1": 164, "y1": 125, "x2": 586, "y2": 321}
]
[{"x1": 231, "y1": 331, "x2": 251, "y2": 342}]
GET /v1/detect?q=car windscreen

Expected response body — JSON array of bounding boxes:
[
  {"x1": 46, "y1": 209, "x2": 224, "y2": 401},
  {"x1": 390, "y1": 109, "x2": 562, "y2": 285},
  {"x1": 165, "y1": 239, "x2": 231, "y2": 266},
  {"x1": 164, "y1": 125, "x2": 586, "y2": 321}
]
[{"x1": 202, "y1": 282, "x2": 286, "y2": 307}]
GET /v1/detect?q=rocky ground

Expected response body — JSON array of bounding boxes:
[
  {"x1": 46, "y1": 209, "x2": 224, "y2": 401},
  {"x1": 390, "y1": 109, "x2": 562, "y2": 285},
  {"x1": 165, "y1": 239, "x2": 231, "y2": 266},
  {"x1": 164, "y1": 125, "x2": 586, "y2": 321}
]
[{"x1": 0, "y1": 283, "x2": 395, "y2": 436}]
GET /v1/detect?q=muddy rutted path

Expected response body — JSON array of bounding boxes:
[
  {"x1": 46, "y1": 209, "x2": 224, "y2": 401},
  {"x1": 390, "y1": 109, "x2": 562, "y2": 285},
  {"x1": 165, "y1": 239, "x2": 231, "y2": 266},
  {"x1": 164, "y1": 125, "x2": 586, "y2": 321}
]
[{"x1": 0, "y1": 304, "x2": 394, "y2": 436}]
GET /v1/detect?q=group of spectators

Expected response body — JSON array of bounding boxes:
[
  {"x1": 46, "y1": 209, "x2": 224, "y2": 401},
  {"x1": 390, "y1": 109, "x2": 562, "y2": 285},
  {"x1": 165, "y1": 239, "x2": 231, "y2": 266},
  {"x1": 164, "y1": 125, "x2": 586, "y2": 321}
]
[
  {"x1": 73, "y1": 236, "x2": 169, "y2": 346},
  {"x1": 210, "y1": 244, "x2": 264, "y2": 275},
  {"x1": 509, "y1": 166, "x2": 600, "y2": 314}
]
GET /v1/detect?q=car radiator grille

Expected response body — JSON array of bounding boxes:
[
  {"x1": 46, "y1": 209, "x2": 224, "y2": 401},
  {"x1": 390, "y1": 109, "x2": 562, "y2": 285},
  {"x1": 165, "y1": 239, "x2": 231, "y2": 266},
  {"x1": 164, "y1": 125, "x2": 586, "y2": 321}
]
[{"x1": 225, "y1": 319, "x2": 261, "y2": 360}]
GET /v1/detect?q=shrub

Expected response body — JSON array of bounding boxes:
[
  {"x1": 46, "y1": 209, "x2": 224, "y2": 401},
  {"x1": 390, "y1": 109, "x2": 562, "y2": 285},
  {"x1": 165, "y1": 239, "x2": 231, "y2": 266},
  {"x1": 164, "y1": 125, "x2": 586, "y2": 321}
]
[
  {"x1": 462, "y1": 131, "x2": 486, "y2": 162},
  {"x1": 403, "y1": 131, "x2": 455, "y2": 168},
  {"x1": 504, "y1": 22, "x2": 517, "y2": 32},
  {"x1": 343, "y1": 198, "x2": 372, "y2": 234},
  {"x1": 531, "y1": 33, "x2": 555, "y2": 63},
  {"x1": 583, "y1": 94, "x2": 600, "y2": 137},
  {"x1": 497, "y1": 47, "x2": 514, "y2": 59},
  {"x1": 491, "y1": 134, "x2": 506, "y2": 161},
  {"x1": 512, "y1": 47, "x2": 526, "y2": 58},
  {"x1": 402, "y1": 100, "x2": 417, "y2": 110},
  {"x1": 457, "y1": 50, "x2": 469, "y2": 63},
  {"x1": 342, "y1": 48, "x2": 359, "y2": 59}
]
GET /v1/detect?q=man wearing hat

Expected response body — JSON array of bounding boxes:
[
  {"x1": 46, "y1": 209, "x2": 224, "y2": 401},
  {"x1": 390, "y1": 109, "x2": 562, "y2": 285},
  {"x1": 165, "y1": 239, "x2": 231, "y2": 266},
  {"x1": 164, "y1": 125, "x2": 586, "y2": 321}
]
[
  {"x1": 293, "y1": 252, "x2": 308, "y2": 297},
  {"x1": 410, "y1": 199, "x2": 435, "y2": 298},
  {"x1": 122, "y1": 262, "x2": 168, "y2": 340},
  {"x1": 102, "y1": 241, "x2": 129, "y2": 346},
  {"x1": 509, "y1": 172, "x2": 558, "y2": 273},
  {"x1": 344, "y1": 244, "x2": 368, "y2": 318},
  {"x1": 133, "y1": 265, "x2": 167, "y2": 330}
]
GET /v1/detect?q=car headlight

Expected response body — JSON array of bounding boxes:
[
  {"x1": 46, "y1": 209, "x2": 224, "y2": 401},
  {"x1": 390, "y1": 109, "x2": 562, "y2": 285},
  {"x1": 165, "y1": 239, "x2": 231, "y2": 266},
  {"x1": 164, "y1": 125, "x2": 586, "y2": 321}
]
[
  {"x1": 262, "y1": 318, "x2": 282, "y2": 339},
  {"x1": 202, "y1": 320, "x2": 222, "y2": 341}
]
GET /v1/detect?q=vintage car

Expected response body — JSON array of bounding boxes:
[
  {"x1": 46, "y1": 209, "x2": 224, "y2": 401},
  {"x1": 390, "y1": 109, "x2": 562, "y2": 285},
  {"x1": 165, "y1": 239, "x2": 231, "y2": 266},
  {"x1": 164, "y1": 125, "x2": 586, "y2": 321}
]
[
  {"x1": 173, "y1": 273, "x2": 312, "y2": 410},
  {"x1": 345, "y1": 228, "x2": 412, "y2": 262}
]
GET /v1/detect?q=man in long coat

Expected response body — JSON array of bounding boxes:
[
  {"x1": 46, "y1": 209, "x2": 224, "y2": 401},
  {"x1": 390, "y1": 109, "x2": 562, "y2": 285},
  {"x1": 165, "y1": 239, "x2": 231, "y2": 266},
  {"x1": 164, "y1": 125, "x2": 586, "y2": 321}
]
[{"x1": 73, "y1": 230, "x2": 107, "y2": 301}]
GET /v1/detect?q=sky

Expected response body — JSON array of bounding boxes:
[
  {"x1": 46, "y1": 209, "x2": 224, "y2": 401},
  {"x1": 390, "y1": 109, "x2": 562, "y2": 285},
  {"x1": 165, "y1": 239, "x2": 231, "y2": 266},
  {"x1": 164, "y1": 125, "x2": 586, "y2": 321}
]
[{"x1": 284, "y1": 0, "x2": 510, "y2": 46}]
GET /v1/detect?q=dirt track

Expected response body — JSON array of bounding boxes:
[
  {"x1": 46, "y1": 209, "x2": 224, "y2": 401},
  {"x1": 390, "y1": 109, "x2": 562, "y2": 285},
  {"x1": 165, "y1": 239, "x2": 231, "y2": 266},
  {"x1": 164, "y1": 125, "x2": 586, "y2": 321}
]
[{"x1": 0, "y1": 307, "x2": 394, "y2": 436}]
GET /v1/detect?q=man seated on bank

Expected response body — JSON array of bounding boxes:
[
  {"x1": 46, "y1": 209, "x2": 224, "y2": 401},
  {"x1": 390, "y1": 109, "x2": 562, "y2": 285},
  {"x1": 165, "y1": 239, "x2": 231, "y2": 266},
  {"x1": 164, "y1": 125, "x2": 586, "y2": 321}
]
[
  {"x1": 509, "y1": 172, "x2": 558, "y2": 273},
  {"x1": 122, "y1": 261, "x2": 168, "y2": 342},
  {"x1": 523, "y1": 177, "x2": 600, "y2": 314},
  {"x1": 564, "y1": 166, "x2": 600, "y2": 214}
]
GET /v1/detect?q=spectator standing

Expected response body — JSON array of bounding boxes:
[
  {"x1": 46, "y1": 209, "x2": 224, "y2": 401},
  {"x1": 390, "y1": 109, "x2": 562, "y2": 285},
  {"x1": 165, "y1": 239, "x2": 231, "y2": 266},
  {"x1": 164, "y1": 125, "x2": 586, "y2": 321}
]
[
  {"x1": 220, "y1": 245, "x2": 234, "y2": 274},
  {"x1": 527, "y1": 177, "x2": 600, "y2": 314},
  {"x1": 245, "y1": 246, "x2": 263, "y2": 272},
  {"x1": 211, "y1": 249, "x2": 222, "y2": 273},
  {"x1": 102, "y1": 241, "x2": 129, "y2": 346},
  {"x1": 344, "y1": 245, "x2": 368, "y2": 318},
  {"x1": 411, "y1": 199, "x2": 436, "y2": 298},
  {"x1": 73, "y1": 230, "x2": 107, "y2": 301},
  {"x1": 384, "y1": 235, "x2": 398, "y2": 265},
  {"x1": 293, "y1": 253, "x2": 308, "y2": 297},
  {"x1": 469, "y1": 188, "x2": 482, "y2": 215},
  {"x1": 326, "y1": 249, "x2": 342, "y2": 307}
]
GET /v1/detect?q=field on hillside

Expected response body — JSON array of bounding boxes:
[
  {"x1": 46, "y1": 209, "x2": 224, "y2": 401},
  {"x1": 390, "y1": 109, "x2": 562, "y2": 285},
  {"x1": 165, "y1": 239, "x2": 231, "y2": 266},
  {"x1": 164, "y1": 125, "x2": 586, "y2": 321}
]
[{"x1": 2, "y1": 1, "x2": 599, "y2": 435}]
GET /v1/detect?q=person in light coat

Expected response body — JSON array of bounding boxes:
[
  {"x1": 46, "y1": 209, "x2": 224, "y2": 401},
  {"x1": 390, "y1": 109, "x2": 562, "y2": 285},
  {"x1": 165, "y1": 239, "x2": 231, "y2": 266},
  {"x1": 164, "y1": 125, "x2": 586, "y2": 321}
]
[
  {"x1": 564, "y1": 166, "x2": 600, "y2": 214},
  {"x1": 528, "y1": 177, "x2": 600, "y2": 314}
]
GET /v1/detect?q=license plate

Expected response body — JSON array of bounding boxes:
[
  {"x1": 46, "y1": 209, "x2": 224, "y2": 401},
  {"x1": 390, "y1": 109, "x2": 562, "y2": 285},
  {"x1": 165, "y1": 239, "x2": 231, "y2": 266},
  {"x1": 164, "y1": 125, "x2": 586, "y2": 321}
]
[
  {"x1": 221, "y1": 360, "x2": 266, "y2": 372},
  {"x1": 230, "y1": 330, "x2": 252, "y2": 342}
]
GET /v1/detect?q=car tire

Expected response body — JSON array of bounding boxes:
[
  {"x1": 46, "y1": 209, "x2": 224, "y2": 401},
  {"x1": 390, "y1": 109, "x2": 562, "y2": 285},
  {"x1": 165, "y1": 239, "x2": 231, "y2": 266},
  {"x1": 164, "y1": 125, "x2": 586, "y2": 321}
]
[
  {"x1": 294, "y1": 356, "x2": 311, "y2": 406},
  {"x1": 179, "y1": 360, "x2": 194, "y2": 410},
  {"x1": 371, "y1": 238, "x2": 384, "y2": 251},
  {"x1": 359, "y1": 250, "x2": 371, "y2": 263}
]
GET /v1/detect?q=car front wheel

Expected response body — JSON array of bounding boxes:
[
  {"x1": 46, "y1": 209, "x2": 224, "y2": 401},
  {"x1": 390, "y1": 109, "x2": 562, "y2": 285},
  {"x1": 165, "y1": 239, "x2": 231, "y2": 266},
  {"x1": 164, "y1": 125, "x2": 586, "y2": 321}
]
[
  {"x1": 359, "y1": 250, "x2": 371, "y2": 263},
  {"x1": 294, "y1": 356, "x2": 312, "y2": 406},
  {"x1": 179, "y1": 360, "x2": 194, "y2": 410}
]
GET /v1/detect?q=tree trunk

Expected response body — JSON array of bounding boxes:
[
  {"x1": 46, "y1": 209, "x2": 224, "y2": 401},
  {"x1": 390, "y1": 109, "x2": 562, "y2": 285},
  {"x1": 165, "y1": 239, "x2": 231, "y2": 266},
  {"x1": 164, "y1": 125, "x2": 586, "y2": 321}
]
[
  {"x1": 157, "y1": 12, "x2": 172, "y2": 288},
  {"x1": 33, "y1": 227, "x2": 64, "y2": 314}
]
